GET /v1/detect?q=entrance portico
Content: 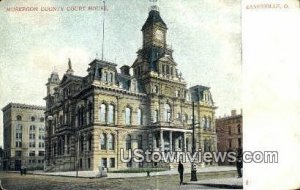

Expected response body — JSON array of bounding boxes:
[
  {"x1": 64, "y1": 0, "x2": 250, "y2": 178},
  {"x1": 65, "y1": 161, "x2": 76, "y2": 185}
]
[{"x1": 151, "y1": 128, "x2": 192, "y2": 153}]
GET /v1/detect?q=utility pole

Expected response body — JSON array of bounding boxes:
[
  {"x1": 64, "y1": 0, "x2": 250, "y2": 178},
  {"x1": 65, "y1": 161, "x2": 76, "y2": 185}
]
[{"x1": 190, "y1": 101, "x2": 197, "y2": 181}]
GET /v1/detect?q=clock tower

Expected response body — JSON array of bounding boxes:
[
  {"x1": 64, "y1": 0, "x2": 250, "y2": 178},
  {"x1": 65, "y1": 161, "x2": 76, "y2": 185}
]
[{"x1": 142, "y1": 6, "x2": 167, "y2": 48}]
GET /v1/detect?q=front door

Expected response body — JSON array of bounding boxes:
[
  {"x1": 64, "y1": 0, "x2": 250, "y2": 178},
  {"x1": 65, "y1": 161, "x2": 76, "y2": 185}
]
[{"x1": 15, "y1": 160, "x2": 21, "y2": 171}]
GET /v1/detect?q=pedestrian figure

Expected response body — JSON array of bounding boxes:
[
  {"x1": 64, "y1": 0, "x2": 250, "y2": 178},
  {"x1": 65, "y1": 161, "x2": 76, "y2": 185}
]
[
  {"x1": 236, "y1": 148, "x2": 243, "y2": 178},
  {"x1": 178, "y1": 161, "x2": 184, "y2": 185},
  {"x1": 20, "y1": 166, "x2": 23, "y2": 176}
]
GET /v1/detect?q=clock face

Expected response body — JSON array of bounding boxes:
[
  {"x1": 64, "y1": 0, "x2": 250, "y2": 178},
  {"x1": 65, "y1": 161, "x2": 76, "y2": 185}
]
[{"x1": 155, "y1": 29, "x2": 164, "y2": 41}]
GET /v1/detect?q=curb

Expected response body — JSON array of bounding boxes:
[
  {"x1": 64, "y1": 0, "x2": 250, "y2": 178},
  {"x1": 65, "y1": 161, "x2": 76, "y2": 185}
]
[{"x1": 185, "y1": 182, "x2": 243, "y2": 189}]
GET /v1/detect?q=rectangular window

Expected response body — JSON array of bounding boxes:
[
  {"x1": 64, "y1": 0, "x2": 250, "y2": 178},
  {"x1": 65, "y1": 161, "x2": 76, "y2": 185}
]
[
  {"x1": 110, "y1": 158, "x2": 115, "y2": 168},
  {"x1": 88, "y1": 158, "x2": 91, "y2": 169},
  {"x1": 138, "y1": 135, "x2": 143, "y2": 149},
  {"x1": 38, "y1": 151, "x2": 44, "y2": 156},
  {"x1": 102, "y1": 158, "x2": 107, "y2": 168},
  {"x1": 229, "y1": 139, "x2": 232, "y2": 148},
  {"x1": 29, "y1": 151, "x2": 35, "y2": 157}
]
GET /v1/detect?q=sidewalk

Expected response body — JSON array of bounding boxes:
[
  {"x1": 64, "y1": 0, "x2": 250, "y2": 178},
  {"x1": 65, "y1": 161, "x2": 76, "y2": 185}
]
[
  {"x1": 30, "y1": 166, "x2": 236, "y2": 179},
  {"x1": 186, "y1": 177, "x2": 243, "y2": 189}
]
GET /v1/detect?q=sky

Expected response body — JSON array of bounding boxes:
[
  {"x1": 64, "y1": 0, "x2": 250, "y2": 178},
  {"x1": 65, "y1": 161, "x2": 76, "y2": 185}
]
[{"x1": 0, "y1": 0, "x2": 241, "y2": 147}]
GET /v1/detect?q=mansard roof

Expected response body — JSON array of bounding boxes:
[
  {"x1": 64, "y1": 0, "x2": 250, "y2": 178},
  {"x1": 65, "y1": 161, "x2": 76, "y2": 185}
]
[
  {"x1": 60, "y1": 74, "x2": 83, "y2": 86},
  {"x1": 142, "y1": 9, "x2": 167, "y2": 30},
  {"x1": 89, "y1": 59, "x2": 117, "y2": 69}
]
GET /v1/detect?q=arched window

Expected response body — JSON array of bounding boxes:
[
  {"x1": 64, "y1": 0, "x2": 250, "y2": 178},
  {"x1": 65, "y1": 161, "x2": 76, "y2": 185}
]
[
  {"x1": 88, "y1": 135, "x2": 92, "y2": 151},
  {"x1": 108, "y1": 105, "x2": 114, "y2": 124},
  {"x1": 16, "y1": 124, "x2": 22, "y2": 130},
  {"x1": 80, "y1": 136, "x2": 84, "y2": 153},
  {"x1": 125, "y1": 107, "x2": 131, "y2": 125},
  {"x1": 176, "y1": 113, "x2": 181, "y2": 120},
  {"x1": 100, "y1": 134, "x2": 107, "y2": 150},
  {"x1": 99, "y1": 104, "x2": 106, "y2": 123},
  {"x1": 237, "y1": 124, "x2": 241, "y2": 134},
  {"x1": 16, "y1": 115, "x2": 22, "y2": 121},
  {"x1": 204, "y1": 117, "x2": 208, "y2": 129},
  {"x1": 164, "y1": 103, "x2": 171, "y2": 122},
  {"x1": 207, "y1": 117, "x2": 211, "y2": 129},
  {"x1": 107, "y1": 134, "x2": 115, "y2": 150},
  {"x1": 137, "y1": 108, "x2": 142, "y2": 125},
  {"x1": 153, "y1": 110, "x2": 158, "y2": 123},
  {"x1": 126, "y1": 135, "x2": 131, "y2": 150},
  {"x1": 87, "y1": 102, "x2": 93, "y2": 124},
  {"x1": 31, "y1": 116, "x2": 35, "y2": 121},
  {"x1": 103, "y1": 71, "x2": 107, "y2": 81},
  {"x1": 182, "y1": 114, "x2": 186, "y2": 122},
  {"x1": 108, "y1": 73, "x2": 113, "y2": 83}
]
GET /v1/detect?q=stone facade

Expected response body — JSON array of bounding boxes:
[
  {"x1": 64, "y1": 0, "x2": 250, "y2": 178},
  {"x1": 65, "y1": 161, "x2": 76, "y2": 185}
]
[
  {"x1": 44, "y1": 7, "x2": 217, "y2": 171},
  {"x1": 1, "y1": 103, "x2": 46, "y2": 170},
  {"x1": 216, "y1": 110, "x2": 243, "y2": 165}
]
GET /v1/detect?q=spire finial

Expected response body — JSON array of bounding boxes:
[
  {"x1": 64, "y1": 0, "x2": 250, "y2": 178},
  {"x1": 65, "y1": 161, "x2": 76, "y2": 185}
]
[
  {"x1": 66, "y1": 58, "x2": 74, "y2": 75},
  {"x1": 68, "y1": 58, "x2": 72, "y2": 70},
  {"x1": 149, "y1": 0, "x2": 159, "y2": 12}
]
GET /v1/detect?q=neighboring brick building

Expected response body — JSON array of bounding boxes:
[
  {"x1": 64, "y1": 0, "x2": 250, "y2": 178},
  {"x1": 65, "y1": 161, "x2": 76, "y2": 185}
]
[
  {"x1": 1, "y1": 103, "x2": 46, "y2": 170},
  {"x1": 44, "y1": 6, "x2": 217, "y2": 172},
  {"x1": 216, "y1": 110, "x2": 242, "y2": 165}
]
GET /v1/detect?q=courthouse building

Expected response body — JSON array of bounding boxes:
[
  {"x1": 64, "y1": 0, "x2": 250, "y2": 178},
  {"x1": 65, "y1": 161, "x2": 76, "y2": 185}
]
[
  {"x1": 1, "y1": 103, "x2": 46, "y2": 170},
  {"x1": 216, "y1": 109, "x2": 242, "y2": 165},
  {"x1": 44, "y1": 7, "x2": 217, "y2": 171}
]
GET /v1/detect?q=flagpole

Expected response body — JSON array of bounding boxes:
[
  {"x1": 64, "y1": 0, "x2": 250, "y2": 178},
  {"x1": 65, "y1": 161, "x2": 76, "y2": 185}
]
[{"x1": 101, "y1": 1, "x2": 106, "y2": 61}]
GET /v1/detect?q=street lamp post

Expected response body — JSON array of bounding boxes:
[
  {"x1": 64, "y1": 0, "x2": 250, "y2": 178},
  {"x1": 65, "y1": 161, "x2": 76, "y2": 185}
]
[
  {"x1": 190, "y1": 101, "x2": 197, "y2": 181},
  {"x1": 46, "y1": 116, "x2": 53, "y2": 170}
]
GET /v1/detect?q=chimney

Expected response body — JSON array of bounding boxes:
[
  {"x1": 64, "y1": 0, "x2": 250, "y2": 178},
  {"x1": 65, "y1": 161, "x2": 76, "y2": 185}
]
[
  {"x1": 231, "y1": 109, "x2": 236, "y2": 116},
  {"x1": 120, "y1": 65, "x2": 130, "y2": 76}
]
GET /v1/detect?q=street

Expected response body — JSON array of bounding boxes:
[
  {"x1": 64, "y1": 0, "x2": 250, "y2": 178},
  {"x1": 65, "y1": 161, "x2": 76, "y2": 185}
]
[{"x1": 0, "y1": 172, "x2": 240, "y2": 190}]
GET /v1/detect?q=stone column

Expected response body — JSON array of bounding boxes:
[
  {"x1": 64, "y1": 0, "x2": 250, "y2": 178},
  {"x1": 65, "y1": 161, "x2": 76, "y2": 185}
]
[
  {"x1": 153, "y1": 133, "x2": 156, "y2": 151},
  {"x1": 160, "y1": 130, "x2": 164, "y2": 151},
  {"x1": 64, "y1": 135, "x2": 68, "y2": 155},
  {"x1": 169, "y1": 131, "x2": 173, "y2": 153}
]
